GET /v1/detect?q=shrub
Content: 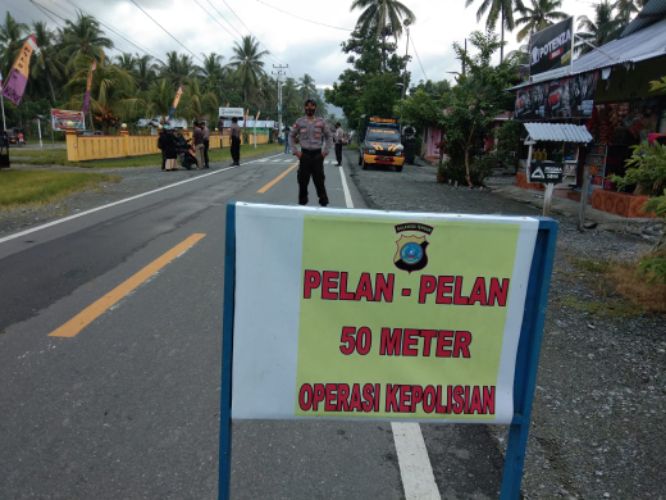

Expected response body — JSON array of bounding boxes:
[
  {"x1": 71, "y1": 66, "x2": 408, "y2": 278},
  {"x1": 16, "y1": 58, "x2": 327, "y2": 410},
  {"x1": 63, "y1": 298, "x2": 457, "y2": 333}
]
[{"x1": 612, "y1": 143, "x2": 666, "y2": 196}]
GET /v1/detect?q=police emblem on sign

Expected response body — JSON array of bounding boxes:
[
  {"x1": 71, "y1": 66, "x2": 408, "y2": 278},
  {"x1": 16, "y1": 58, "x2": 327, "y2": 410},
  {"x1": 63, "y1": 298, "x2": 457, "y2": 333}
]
[{"x1": 393, "y1": 223, "x2": 433, "y2": 273}]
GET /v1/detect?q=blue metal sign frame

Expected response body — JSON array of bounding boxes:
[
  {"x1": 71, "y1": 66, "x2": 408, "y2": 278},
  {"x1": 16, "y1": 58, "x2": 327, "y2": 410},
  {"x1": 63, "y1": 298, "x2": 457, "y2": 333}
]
[{"x1": 218, "y1": 203, "x2": 558, "y2": 500}]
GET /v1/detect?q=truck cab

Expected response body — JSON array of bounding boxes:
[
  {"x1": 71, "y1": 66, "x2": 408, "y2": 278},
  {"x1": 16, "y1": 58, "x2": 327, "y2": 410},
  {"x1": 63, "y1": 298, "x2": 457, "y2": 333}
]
[{"x1": 358, "y1": 117, "x2": 405, "y2": 172}]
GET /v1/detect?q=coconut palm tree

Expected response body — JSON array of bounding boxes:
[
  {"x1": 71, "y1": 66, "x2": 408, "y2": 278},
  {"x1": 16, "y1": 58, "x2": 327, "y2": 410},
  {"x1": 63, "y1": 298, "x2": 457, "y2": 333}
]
[
  {"x1": 200, "y1": 52, "x2": 225, "y2": 96},
  {"x1": 576, "y1": 1, "x2": 621, "y2": 54},
  {"x1": 350, "y1": 0, "x2": 415, "y2": 39},
  {"x1": 0, "y1": 12, "x2": 28, "y2": 76},
  {"x1": 515, "y1": 0, "x2": 568, "y2": 42},
  {"x1": 350, "y1": 0, "x2": 415, "y2": 71},
  {"x1": 31, "y1": 21, "x2": 62, "y2": 104},
  {"x1": 464, "y1": 0, "x2": 525, "y2": 62},
  {"x1": 58, "y1": 13, "x2": 113, "y2": 67},
  {"x1": 159, "y1": 51, "x2": 198, "y2": 87},
  {"x1": 133, "y1": 54, "x2": 157, "y2": 92},
  {"x1": 297, "y1": 74, "x2": 317, "y2": 101},
  {"x1": 613, "y1": 0, "x2": 639, "y2": 26},
  {"x1": 65, "y1": 56, "x2": 139, "y2": 131},
  {"x1": 228, "y1": 35, "x2": 269, "y2": 106}
]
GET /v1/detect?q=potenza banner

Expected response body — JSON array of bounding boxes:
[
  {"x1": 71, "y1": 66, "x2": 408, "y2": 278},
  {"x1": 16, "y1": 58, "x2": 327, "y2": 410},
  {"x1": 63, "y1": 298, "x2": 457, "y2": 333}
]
[
  {"x1": 529, "y1": 17, "x2": 573, "y2": 76},
  {"x1": 231, "y1": 204, "x2": 540, "y2": 424}
]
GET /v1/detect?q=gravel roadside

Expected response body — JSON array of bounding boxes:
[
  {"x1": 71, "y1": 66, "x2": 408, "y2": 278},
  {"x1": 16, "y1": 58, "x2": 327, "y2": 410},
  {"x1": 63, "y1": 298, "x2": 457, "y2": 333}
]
[
  {"x1": 345, "y1": 152, "x2": 665, "y2": 499},
  {"x1": 2, "y1": 155, "x2": 664, "y2": 498}
]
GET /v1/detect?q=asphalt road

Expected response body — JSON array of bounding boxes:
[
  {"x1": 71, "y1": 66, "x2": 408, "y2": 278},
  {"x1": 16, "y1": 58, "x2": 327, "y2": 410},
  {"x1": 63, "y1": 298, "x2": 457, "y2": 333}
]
[{"x1": 0, "y1": 152, "x2": 505, "y2": 499}]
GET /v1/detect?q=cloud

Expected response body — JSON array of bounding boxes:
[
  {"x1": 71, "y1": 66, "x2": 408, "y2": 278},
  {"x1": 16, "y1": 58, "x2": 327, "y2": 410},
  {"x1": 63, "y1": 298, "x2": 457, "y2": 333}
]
[{"x1": 9, "y1": 0, "x2": 597, "y2": 89}]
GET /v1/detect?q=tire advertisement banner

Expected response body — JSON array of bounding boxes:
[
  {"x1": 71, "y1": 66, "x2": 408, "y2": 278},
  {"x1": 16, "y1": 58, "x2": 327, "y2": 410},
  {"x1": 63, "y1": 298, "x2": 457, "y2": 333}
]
[
  {"x1": 529, "y1": 17, "x2": 573, "y2": 76},
  {"x1": 514, "y1": 71, "x2": 599, "y2": 119}
]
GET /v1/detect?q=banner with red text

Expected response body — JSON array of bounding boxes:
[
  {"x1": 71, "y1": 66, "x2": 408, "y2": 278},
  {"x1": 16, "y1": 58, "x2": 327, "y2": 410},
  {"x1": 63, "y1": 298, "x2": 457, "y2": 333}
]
[{"x1": 231, "y1": 204, "x2": 539, "y2": 423}]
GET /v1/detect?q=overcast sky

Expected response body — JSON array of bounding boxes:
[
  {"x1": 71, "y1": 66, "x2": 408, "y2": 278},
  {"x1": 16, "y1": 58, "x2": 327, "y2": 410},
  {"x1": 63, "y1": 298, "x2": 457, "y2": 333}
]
[{"x1": 4, "y1": 0, "x2": 596, "y2": 88}]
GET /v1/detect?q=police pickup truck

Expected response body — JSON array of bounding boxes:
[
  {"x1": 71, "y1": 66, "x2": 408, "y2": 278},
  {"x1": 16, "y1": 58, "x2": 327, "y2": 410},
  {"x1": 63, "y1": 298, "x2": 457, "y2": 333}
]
[{"x1": 358, "y1": 117, "x2": 405, "y2": 172}]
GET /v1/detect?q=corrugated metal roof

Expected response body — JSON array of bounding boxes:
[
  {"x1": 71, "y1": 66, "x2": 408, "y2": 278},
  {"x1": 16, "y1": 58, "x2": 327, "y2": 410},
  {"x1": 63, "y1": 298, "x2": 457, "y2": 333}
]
[
  {"x1": 510, "y1": 17, "x2": 666, "y2": 90},
  {"x1": 622, "y1": 0, "x2": 666, "y2": 37},
  {"x1": 524, "y1": 122, "x2": 593, "y2": 143}
]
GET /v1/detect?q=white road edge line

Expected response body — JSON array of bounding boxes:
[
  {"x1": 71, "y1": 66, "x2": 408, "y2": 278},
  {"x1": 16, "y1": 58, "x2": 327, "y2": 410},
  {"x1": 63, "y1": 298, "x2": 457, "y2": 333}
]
[
  {"x1": 0, "y1": 152, "x2": 290, "y2": 245},
  {"x1": 341, "y1": 163, "x2": 440, "y2": 500},
  {"x1": 391, "y1": 422, "x2": 441, "y2": 499},
  {"x1": 339, "y1": 165, "x2": 353, "y2": 209}
]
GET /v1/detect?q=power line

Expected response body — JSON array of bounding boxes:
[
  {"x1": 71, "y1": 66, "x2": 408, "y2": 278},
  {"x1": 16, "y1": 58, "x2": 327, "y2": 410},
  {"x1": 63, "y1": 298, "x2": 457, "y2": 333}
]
[
  {"x1": 58, "y1": 0, "x2": 165, "y2": 64},
  {"x1": 254, "y1": 0, "x2": 353, "y2": 32},
  {"x1": 193, "y1": 0, "x2": 239, "y2": 42},
  {"x1": 220, "y1": 0, "x2": 256, "y2": 37},
  {"x1": 29, "y1": 0, "x2": 70, "y2": 26},
  {"x1": 410, "y1": 34, "x2": 429, "y2": 81},
  {"x1": 206, "y1": 0, "x2": 246, "y2": 40},
  {"x1": 127, "y1": 0, "x2": 204, "y2": 63}
]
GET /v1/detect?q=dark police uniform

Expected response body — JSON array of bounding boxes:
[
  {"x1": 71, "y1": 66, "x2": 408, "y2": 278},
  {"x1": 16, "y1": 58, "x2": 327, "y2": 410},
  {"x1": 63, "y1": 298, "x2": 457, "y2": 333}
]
[{"x1": 290, "y1": 116, "x2": 332, "y2": 206}]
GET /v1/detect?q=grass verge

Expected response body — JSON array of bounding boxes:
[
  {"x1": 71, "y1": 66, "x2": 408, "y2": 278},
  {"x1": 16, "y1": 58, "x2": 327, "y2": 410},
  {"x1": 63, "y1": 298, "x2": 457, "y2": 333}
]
[
  {"x1": 9, "y1": 143, "x2": 282, "y2": 168},
  {"x1": 0, "y1": 170, "x2": 119, "y2": 209},
  {"x1": 565, "y1": 256, "x2": 666, "y2": 315}
]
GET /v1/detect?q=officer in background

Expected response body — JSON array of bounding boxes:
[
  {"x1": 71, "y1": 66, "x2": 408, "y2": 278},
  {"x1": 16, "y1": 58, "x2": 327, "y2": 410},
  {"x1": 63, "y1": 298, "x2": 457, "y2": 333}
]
[
  {"x1": 230, "y1": 117, "x2": 241, "y2": 166},
  {"x1": 290, "y1": 99, "x2": 332, "y2": 207}
]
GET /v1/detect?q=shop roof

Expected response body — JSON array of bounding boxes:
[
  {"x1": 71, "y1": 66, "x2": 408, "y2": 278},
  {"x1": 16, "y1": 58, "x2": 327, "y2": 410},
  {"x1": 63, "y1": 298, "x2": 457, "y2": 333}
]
[
  {"x1": 524, "y1": 123, "x2": 593, "y2": 143},
  {"x1": 622, "y1": 0, "x2": 666, "y2": 37},
  {"x1": 510, "y1": 16, "x2": 666, "y2": 90}
]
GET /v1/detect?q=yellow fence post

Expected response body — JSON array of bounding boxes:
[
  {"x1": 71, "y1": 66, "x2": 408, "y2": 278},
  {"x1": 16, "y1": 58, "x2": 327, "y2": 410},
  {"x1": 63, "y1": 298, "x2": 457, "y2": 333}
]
[
  {"x1": 65, "y1": 129, "x2": 79, "y2": 162},
  {"x1": 120, "y1": 127, "x2": 129, "y2": 157}
]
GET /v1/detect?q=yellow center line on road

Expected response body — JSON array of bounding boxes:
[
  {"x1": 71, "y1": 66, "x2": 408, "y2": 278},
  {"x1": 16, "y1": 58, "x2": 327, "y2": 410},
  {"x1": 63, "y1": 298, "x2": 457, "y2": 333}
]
[
  {"x1": 257, "y1": 162, "x2": 298, "y2": 194},
  {"x1": 48, "y1": 233, "x2": 207, "y2": 338}
]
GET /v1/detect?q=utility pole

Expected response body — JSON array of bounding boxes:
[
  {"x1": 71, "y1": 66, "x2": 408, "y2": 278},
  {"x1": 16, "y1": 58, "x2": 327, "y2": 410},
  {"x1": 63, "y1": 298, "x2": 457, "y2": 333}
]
[
  {"x1": 402, "y1": 22, "x2": 411, "y2": 100},
  {"x1": 272, "y1": 64, "x2": 288, "y2": 134}
]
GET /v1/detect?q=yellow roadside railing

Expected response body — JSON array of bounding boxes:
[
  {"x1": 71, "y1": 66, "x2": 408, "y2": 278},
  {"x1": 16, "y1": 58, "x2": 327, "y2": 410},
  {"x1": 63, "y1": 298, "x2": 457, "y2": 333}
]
[{"x1": 65, "y1": 129, "x2": 270, "y2": 162}]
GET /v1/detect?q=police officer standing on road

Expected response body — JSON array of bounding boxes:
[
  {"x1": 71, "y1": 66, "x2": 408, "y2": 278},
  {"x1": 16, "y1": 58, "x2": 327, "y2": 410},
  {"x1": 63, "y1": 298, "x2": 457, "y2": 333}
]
[
  {"x1": 290, "y1": 99, "x2": 332, "y2": 207},
  {"x1": 334, "y1": 122, "x2": 344, "y2": 166},
  {"x1": 230, "y1": 117, "x2": 241, "y2": 166}
]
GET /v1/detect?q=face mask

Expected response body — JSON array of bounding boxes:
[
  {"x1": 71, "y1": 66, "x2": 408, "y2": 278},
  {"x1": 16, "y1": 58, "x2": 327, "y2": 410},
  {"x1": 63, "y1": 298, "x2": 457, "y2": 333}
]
[{"x1": 305, "y1": 108, "x2": 315, "y2": 116}]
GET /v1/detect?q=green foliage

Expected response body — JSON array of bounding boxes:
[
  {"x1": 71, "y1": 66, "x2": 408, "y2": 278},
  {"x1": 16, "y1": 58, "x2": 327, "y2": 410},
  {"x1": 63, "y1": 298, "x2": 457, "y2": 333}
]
[
  {"x1": 0, "y1": 12, "x2": 316, "y2": 135},
  {"x1": 613, "y1": 143, "x2": 666, "y2": 196},
  {"x1": 645, "y1": 191, "x2": 666, "y2": 217},
  {"x1": 442, "y1": 30, "x2": 517, "y2": 186},
  {"x1": 495, "y1": 120, "x2": 523, "y2": 171},
  {"x1": 638, "y1": 252, "x2": 666, "y2": 285},
  {"x1": 326, "y1": 26, "x2": 408, "y2": 132}
]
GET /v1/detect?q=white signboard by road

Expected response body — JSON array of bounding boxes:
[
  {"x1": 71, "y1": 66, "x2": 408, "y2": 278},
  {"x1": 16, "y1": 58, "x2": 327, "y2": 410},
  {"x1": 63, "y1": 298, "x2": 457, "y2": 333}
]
[{"x1": 219, "y1": 107, "x2": 244, "y2": 118}]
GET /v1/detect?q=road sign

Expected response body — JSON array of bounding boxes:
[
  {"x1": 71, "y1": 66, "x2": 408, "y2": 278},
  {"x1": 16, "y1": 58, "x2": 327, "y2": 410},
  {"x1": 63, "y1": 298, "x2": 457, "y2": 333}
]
[
  {"x1": 219, "y1": 203, "x2": 558, "y2": 500},
  {"x1": 218, "y1": 107, "x2": 244, "y2": 118},
  {"x1": 529, "y1": 160, "x2": 563, "y2": 183}
]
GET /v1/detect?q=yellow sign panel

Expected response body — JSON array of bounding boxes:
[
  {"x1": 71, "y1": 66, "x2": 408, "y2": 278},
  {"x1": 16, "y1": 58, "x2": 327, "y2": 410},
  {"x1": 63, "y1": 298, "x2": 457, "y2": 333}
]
[{"x1": 295, "y1": 216, "x2": 520, "y2": 421}]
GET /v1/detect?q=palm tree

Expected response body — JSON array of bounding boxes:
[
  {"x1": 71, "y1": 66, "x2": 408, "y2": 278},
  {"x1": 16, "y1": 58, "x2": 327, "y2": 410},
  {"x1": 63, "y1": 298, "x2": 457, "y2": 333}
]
[
  {"x1": 58, "y1": 13, "x2": 113, "y2": 67},
  {"x1": 31, "y1": 21, "x2": 62, "y2": 104},
  {"x1": 515, "y1": 0, "x2": 568, "y2": 42},
  {"x1": 576, "y1": 1, "x2": 621, "y2": 54},
  {"x1": 159, "y1": 51, "x2": 198, "y2": 87},
  {"x1": 464, "y1": 0, "x2": 525, "y2": 62},
  {"x1": 133, "y1": 54, "x2": 157, "y2": 92},
  {"x1": 0, "y1": 12, "x2": 28, "y2": 76},
  {"x1": 351, "y1": 0, "x2": 415, "y2": 38},
  {"x1": 65, "y1": 57, "x2": 139, "y2": 131},
  {"x1": 350, "y1": 0, "x2": 415, "y2": 71},
  {"x1": 613, "y1": 0, "x2": 639, "y2": 26},
  {"x1": 200, "y1": 52, "x2": 225, "y2": 95},
  {"x1": 297, "y1": 74, "x2": 317, "y2": 101},
  {"x1": 228, "y1": 35, "x2": 269, "y2": 106}
]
